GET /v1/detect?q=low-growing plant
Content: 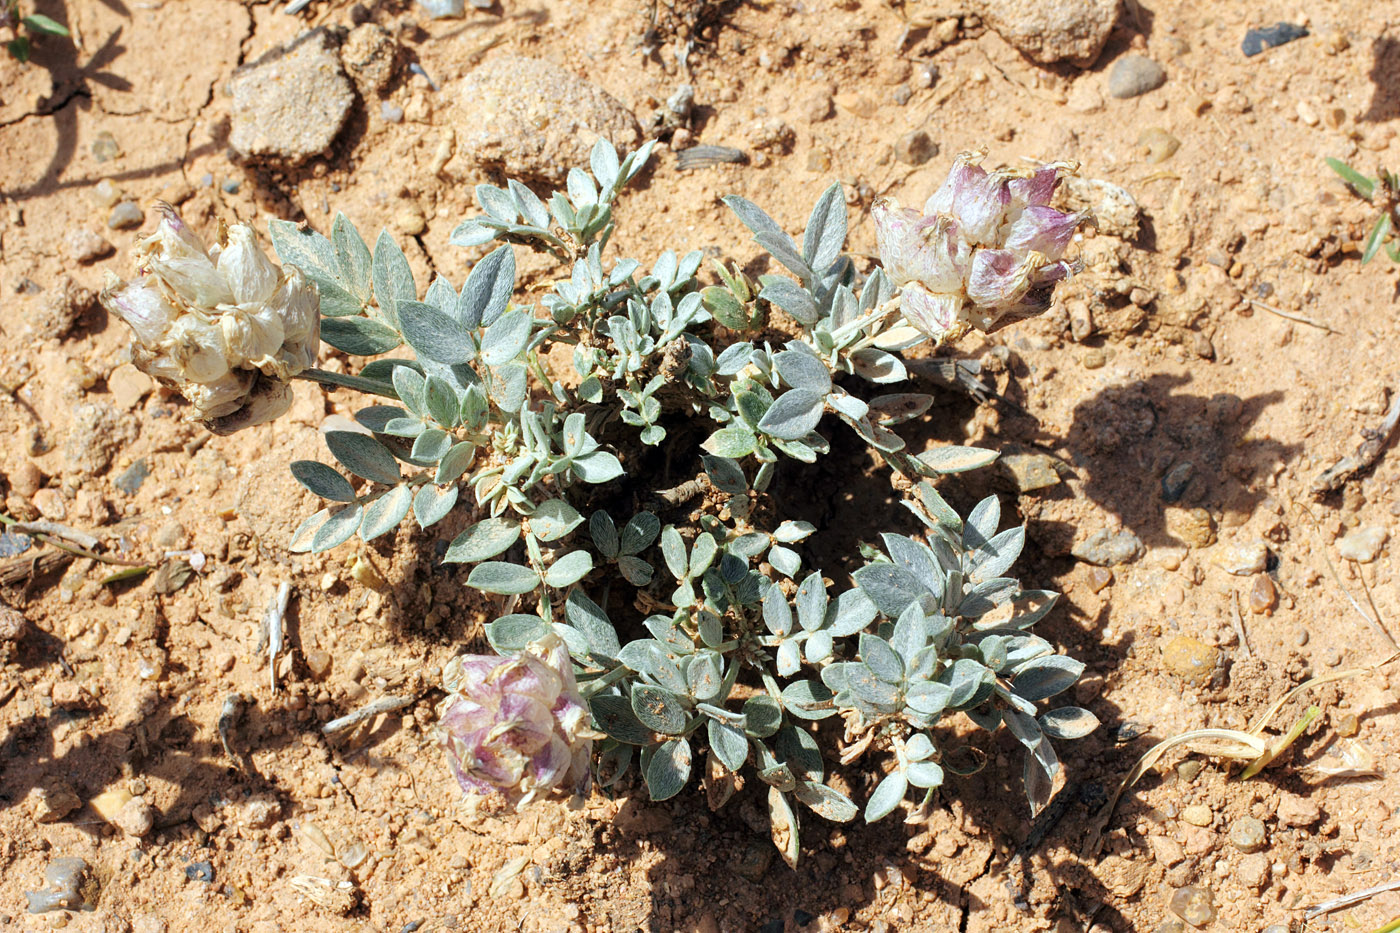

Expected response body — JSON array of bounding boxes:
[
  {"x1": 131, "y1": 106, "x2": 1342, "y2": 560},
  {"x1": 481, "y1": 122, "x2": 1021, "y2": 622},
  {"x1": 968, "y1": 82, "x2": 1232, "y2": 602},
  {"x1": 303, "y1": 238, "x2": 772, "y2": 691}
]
[
  {"x1": 1327, "y1": 157, "x2": 1400, "y2": 264},
  {"x1": 103, "y1": 141, "x2": 1098, "y2": 863},
  {"x1": 2, "y1": 0, "x2": 68, "y2": 62}
]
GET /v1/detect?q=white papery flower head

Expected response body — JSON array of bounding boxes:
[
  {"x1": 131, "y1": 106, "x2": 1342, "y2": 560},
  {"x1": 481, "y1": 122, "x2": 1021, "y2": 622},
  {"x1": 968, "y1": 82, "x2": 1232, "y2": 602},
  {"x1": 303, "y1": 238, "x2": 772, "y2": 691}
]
[
  {"x1": 100, "y1": 205, "x2": 320, "y2": 434},
  {"x1": 873, "y1": 152, "x2": 1086, "y2": 343}
]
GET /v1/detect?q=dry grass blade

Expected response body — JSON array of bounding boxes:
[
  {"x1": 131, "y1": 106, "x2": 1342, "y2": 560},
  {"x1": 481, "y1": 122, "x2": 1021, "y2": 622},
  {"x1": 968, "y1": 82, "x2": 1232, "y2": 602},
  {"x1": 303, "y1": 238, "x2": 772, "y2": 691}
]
[{"x1": 1304, "y1": 879, "x2": 1400, "y2": 920}]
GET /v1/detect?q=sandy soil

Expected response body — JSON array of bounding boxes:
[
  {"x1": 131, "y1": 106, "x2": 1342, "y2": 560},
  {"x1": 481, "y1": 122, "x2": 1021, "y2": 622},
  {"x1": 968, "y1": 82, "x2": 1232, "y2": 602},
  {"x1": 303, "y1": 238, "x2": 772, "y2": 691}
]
[{"x1": 2, "y1": 0, "x2": 1400, "y2": 931}]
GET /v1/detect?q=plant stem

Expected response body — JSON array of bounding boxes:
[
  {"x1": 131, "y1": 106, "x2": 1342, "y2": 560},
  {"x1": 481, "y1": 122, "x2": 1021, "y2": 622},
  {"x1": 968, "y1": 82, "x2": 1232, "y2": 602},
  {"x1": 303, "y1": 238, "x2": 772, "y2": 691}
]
[{"x1": 294, "y1": 368, "x2": 401, "y2": 400}]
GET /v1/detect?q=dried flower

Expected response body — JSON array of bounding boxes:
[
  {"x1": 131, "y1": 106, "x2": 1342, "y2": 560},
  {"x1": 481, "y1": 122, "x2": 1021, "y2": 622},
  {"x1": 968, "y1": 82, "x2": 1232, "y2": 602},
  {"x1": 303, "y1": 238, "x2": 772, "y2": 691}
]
[
  {"x1": 873, "y1": 151, "x2": 1085, "y2": 342},
  {"x1": 438, "y1": 633, "x2": 595, "y2": 808},
  {"x1": 100, "y1": 206, "x2": 319, "y2": 434}
]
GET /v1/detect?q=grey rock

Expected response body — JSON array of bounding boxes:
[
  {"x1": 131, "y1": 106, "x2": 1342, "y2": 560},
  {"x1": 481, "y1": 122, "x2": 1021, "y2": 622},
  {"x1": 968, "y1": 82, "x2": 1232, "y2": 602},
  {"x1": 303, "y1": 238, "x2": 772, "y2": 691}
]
[
  {"x1": 1108, "y1": 54, "x2": 1166, "y2": 99},
  {"x1": 107, "y1": 201, "x2": 144, "y2": 230},
  {"x1": 1161, "y1": 461, "x2": 1193, "y2": 502},
  {"x1": 115, "y1": 458, "x2": 150, "y2": 495},
  {"x1": 230, "y1": 29, "x2": 355, "y2": 164},
  {"x1": 971, "y1": 0, "x2": 1119, "y2": 66},
  {"x1": 66, "y1": 229, "x2": 114, "y2": 264},
  {"x1": 894, "y1": 129, "x2": 938, "y2": 165},
  {"x1": 1072, "y1": 528, "x2": 1145, "y2": 566},
  {"x1": 452, "y1": 56, "x2": 641, "y2": 183},
  {"x1": 1228, "y1": 816, "x2": 1267, "y2": 853},
  {"x1": 25, "y1": 857, "x2": 93, "y2": 913}
]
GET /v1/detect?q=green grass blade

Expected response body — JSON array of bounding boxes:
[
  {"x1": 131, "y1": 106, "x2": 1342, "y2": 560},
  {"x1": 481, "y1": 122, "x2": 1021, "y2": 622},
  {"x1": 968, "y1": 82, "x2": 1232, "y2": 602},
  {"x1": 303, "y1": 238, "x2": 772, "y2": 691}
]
[{"x1": 1326, "y1": 157, "x2": 1376, "y2": 200}]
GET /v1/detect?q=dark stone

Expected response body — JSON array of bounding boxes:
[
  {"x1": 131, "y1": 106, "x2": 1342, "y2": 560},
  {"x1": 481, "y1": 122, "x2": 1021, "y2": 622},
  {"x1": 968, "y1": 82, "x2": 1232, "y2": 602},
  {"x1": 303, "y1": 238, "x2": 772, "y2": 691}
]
[
  {"x1": 1161, "y1": 461, "x2": 1194, "y2": 502},
  {"x1": 185, "y1": 861, "x2": 215, "y2": 883},
  {"x1": 760, "y1": 922, "x2": 784, "y2": 933},
  {"x1": 1114, "y1": 720, "x2": 1147, "y2": 742},
  {"x1": 1242, "y1": 22, "x2": 1308, "y2": 57},
  {"x1": 115, "y1": 458, "x2": 150, "y2": 496},
  {"x1": 0, "y1": 530, "x2": 34, "y2": 558},
  {"x1": 794, "y1": 908, "x2": 816, "y2": 925}
]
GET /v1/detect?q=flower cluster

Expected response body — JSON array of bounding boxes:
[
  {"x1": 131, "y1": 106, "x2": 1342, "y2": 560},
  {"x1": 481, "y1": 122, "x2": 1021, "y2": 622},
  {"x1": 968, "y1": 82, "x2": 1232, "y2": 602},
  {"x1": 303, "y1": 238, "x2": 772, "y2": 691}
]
[
  {"x1": 437, "y1": 633, "x2": 596, "y2": 807},
  {"x1": 873, "y1": 151, "x2": 1085, "y2": 342},
  {"x1": 100, "y1": 206, "x2": 319, "y2": 434}
]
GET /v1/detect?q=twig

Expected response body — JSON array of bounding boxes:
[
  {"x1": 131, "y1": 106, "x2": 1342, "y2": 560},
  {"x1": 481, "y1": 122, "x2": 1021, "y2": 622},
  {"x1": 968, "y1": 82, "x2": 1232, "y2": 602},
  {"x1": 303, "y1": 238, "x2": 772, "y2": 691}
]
[
  {"x1": 1305, "y1": 879, "x2": 1400, "y2": 920},
  {"x1": 0, "y1": 513, "x2": 145, "y2": 567},
  {"x1": 1250, "y1": 299, "x2": 1339, "y2": 335},
  {"x1": 322, "y1": 694, "x2": 417, "y2": 736},
  {"x1": 1312, "y1": 391, "x2": 1400, "y2": 494},
  {"x1": 1230, "y1": 590, "x2": 1252, "y2": 659},
  {"x1": 6, "y1": 521, "x2": 99, "y2": 550},
  {"x1": 264, "y1": 582, "x2": 291, "y2": 695},
  {"x1": 0, "y1": 551, "x2": 72, "y2": 586}
]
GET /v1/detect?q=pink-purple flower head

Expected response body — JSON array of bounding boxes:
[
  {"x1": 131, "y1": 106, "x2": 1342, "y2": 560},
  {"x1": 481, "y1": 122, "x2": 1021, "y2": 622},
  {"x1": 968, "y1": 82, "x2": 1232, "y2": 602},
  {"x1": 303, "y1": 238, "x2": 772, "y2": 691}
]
[
  {"x1": 873, "y1": 151, "x2": 1086, "y2": 342},
  {"x1": 438, "y1": 632, "x2": 596, "y2": 809}
]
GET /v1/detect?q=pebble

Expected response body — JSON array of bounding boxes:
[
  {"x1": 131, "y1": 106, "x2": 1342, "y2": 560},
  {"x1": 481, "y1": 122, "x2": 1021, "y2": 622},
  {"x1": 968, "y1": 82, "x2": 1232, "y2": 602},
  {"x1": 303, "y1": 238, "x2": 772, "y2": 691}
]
[
  {"x1": 341, "y1": 23, "x2": 398, "y2": 98},
  {"x1": 1107, "y1": 54, "x2": 1166, "y2": 99},
  {"x1": 229, "y1": 29, "x2": 355, "y2": 164},
  {"x1": 1154, "y1": 923, "x2": 1186, "y2": 933},
  {"x1": 894, "y1": 129, "x2": 937, "y2": 165},
  {"x1": 25, "y1": 858, "x2": 93, "y2": 913},
  {"x1": 1276, "y1": 795, "x2": 1321, "y2": 828},
  {"x1": 1087, "y1": 566, "x2": 1114, "y2": 593},
  {"x1": 1249, "y1": 575, "x2": 1277, "y2": 614},
  {"x1": 152, "y1": 520, "x2": 188, "y2": 550},
  {"x1": 381, "y1": 102, "x2": 405, "y2": 123},
  {"x1": 1180, "y1": 805, "x2": 1212, "y2": 827},
  {"x1": 971, "y1": 0, "x2": 1119, "y2": 65},
  {"x1": 1072, "y1": 527, "x2": 1145, "y2": 566},
  {"x1": 108, "y1": 362, "x2": 152, "y2": 411},
  {"x1": 185, "y1": 861, "x2": 216, "y2": 884},
  {"x1": 452, "y1": 56, "x2": 641, "y2": 183},
  {"x1": 834, "y1": 93, "x2": 877, "y2": 119},
  {"x1": 1213, "y1": 539, "x2": 1268, "y2": 575},
  {"x1": 1176, "y1": 760, "x2": 1202, "y2": 782},
  {"x1": 1229, "y1": 816, "x2": 1267, "y2": 853},
  {"x1": 0, "y1": 531, "x2": 34, "y2": 559},
  {"x1": 1237, "y1": 853, "x2": 1270, "y2": 890},
  {"x1": 1164, "y1": 507, "x2": 1215, "y2": 547},
  {"x1": 1001, "y1": 453, "x2": 1061, "y2": 492},
  {"x1": 90, "y1": 178, "x2": 123, "y2": 207},
  {"x1": 107, "y1": 202, "x2": 144, "y2": 230},
  {"x1": 1, "y1": 604, "x2": 26, "y2": 644},
  {"x1": 1296, "y1": 101, "x2": 1319, "y2": 126},
  {"x1": 1337, "y1": 526, "x2": 1387, "y2": 562},
  {"x1": 1168, "y1": 886, "x2": 1217, "y2": 927},
  {"x1": 1335, "y1": 713, "x2": 1359, "y2": 737},
  {"x1": 394, "y1": 206, "x2": 427, "y2": 237},
  {"x1": 1161, "y1": 462, "x2": 1194, "y2": 502},
  {"x1": 1242, "y1": 22, "x2": 1308, "y2": 57},
  {"x1": 1161, "y1": 636, "x2": 1220, "y2": 685},
  {"x1": 115, "y1": 458, "x2": 150, "y2": 495},
  {"x1": 305, "y1": 649, "x2": 333, "y2": 680},
  {"x1": 115, "y1": 797, "x2": 155, "y2": 837},
  {"x1": 66, "y1": 229, "x2": 114, "y2": 264},
  {"x1": 1138, "y1": 127, "x2": 1180, "y2": 164},
  {"x1": 92, "y1": 132, "x2": 120, "y2": 162},
  {"x1": 1082, "y1": 349, "x2": 1107, "y2": 369},
  {"x1": 1059, "y1": 174, "x2": 1140, "y2": 238},
  {"x1": 32, "y1": 783, "x2": 82, "y2": 823}
]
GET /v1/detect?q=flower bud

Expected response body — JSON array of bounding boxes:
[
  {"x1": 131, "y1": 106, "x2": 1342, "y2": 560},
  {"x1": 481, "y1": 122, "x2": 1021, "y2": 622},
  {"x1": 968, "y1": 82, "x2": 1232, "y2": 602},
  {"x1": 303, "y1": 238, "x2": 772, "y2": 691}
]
[
  {"x1": 873, "y1": 152, "x2": 1086, "y2": 342},
  {"x1": 438, "y1": 632, "x2": 596, "y2": 808},
  {"x1": 100, "y1": 206, "x2": 320, "y2": 434}
]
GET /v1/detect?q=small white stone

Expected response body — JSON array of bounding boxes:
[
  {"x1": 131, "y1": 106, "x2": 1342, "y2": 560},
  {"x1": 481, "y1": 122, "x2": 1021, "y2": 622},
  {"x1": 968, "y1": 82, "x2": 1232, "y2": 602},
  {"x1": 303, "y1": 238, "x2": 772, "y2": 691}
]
[{"x1": 1337, "y1": 526, "x2": 1387, "y2": 563}]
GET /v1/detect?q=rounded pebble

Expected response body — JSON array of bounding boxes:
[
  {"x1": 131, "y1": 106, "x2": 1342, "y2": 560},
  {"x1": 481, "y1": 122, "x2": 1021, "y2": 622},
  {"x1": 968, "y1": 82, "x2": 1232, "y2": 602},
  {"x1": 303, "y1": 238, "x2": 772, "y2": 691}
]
[
  {"x1": 1168, "y1": 886, "x2": 1217, "y2": 927},
  {"x1": 1180, "y1": 804, "x2": 1212, "y2": 827},
  {"x1": 1108, "y1": 54, "x2": 1166, "y2": 99},
  {"x1": 107, "y1": 202, "x2": 144, "y2": 230},
  {"x1": 1229, "y1": 816, "x2": 1267, "y2": 853},
  {"x1": 894, "y1": 129, "x2": 938, "y2": 165},
  {"x1": 1249, "y1": 575, "x2": 1277, "y2": 614}
]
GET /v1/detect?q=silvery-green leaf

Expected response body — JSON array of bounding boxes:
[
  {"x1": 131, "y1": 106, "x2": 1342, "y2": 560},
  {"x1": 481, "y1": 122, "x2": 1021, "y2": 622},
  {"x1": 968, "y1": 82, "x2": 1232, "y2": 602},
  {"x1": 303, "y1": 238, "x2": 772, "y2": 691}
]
[
  {"x1": 755, "y1": 233, "x2": 814, "y2": 283},
  {"x1": 688, "y1": 533, "x2": 718, "y2": 578},
  {"x1": 918, "y1": 445, "x2": 999, "y2": 475},
  {"x1": 965, "y1": 705, "x2": 1002, "y2": 731},
  {"x1": 795, "y1": 781, "x2": 857, "y2": 823},
  {"x1": 702, "y1": 426, "x2": 757, "y2": 458},
  {"x1": 868, "y1": 393, "x2": 933, "y2": 425},
  {"x1": 759, "y1": 278, "x2": 819, "y2": 325},
  {"x1": 460, "y1": 244, "x2": 515, "y2": 328},
  {"x1": 697, "y1": 610, "x2": 723, "y2": 648},
  {"x1": 722, "y1": 194, "x2": 786, "y2": 243},
  {"x1": 942, "y1": 658, "x2": 994, "y2": 708},
  {"x1": 742, "y1": 695, "x2": 782, "y2": 738},
  {"x1": 311, "y1": 504, "x2": 362, "y2": 553},
  {"x1": 780, "y1": 679, "x2": 836, "y2": 720},
  {"x1": 423, "y1": 376, "x2": 460, "y2": 428},
  {"x1": 768, "y1": 546, "x2": 801, "y2": 577},
  {"x1": 660, "y1": 525, "x2": 687, "y2": 580},
  {"x1": 1003, "y1": 708, "x2": 1043, "y2": 749},
  {"x1": 864, "y1": 771, "x2": 908, "y2": 823},
  {"x1": 372, "y1": 231, "x2": 415, "y2": 327},
  {"x1": 619, "y1": 556, "x2": 653, "y2": 586},
  {"x1": 965, "y1": 495, "x2": 1001, "y2": 551},
  {"x1": 904, "y1": 733, "x2": 935, "y2": 762},
  {"x1": 564, "y1": 590, "x2": 620, "y2": 660},
  {"x1": 707, "y1": 718, "x2": 749, "y2": 772},
  {"x1": 685, "y1": 652, "x2": 723, "y2": 702},
  {"x1": 449, "y1": 220, "x2": 497, "y2": 248},
  {"x1": 530, "y1": 499, "x2": 583, "y2": 542},
  {"x1": 1024, "y1": 751, "x2": 1055, "y2": 817},
  {"x1": 325, "y1": 431, "x2": 401, "y2": 485},
  {"x1": 776, "y1": 725, "x2": 823, "y2": 781},
  {"x1": 290, "y1": 461, "x2": 356, "y2": 502},
  {"x1": 398, "y1": 300, "x2": 474, "y2": 365},
  {"x1": 701, "y1": 455, "x2": 748, "y2": 496},
  {"x1": 590, "y1": 695, "x2": 651, "y2": 744},
  {"x1": 388, "y1": 364, "x2": 425, "y2": 415},
  {"x1": 904, "y1": 681, "x2": 952, "y2": 717},
  {"x1": 969, "y1": 526, "x2": 1025, "y2": 583},
  {"x1": 773, "y1": 520, "x2": 815, "y2": 543},
  {"x1": 436, "y1": 443, "x2": 476, "y2": 484},
  {"x1": 1012, "y1": 656, "x2": 1084, "y2": 702},
  {"x1": 485, "y1": 613, "x2": 549, "y2": 653},
  {"x1": 508, "y1": 179, "x2": 550, "y2": 229},
  {"x1": 269, "y1": 219, "x2": 364, "y2": 316},
  {"x1": 773, "y1": 347, "x2": 832, "y2": 394},
  {"x1": 804, "y1": 627, "x2": 833, "y2": 665},
  {"x1": 544, "y1": 549, "x2": 593, "y2": 588},
  {"x1": 481, "y1": 308, "x2": 532, "y2": 366},
  {"x1": 802, "y1": 181, "x2": 847, "y2": 272},
  {"x1": 412, "y1": 483, "x2": 457, "y2": 529},
  {"x1": 849, "y1": 348, "x2": 907, "y2": 384},
  {"x1": 905, "y1": 760, "x2": 944, "y2": 789},
  {"x1": 620, "y1": 512, "x2": 660, "y2": 555},
  {"x1": 444, "y1": 516, "x2": 520, "y2": 563},
  {"x1": 424, "y1": 274, "x2": 457, "y2": 313},
  {"x1": 763, "y1": 586, "x2": 793, "y2": 637},
  {"x1": 589, "y1": 511, "x2": 619, "y2": 558},
  {"x1": 1038, "y1": 706, "x2": 1099, "y2": 740},
  {"x1": 632, "y1": 685, "x2": 688, "y2": 735},
  {"x1": 758, "y1": 389, "x2": 825, "y2": 441},
  {"x1": 776, "y1": 639, "x2": 802, "y2": 676},
  {"x1": 715, "y1": 342, "x2": 754, "y2": 375},
  {"x1": 289, "y1": 509, "x2": 330, "y2": 553},
  {"x1": 321, "y1": 316, "x2": 402, "y2": 355},
  {"x1": 853, "y1": 562, "x2": 925, "y2": 617},
  {"x1": 571, "y1": 450, "x2": 623, "y2": 483},
  {"x1": 476, "y1": 184, "x2": 518, "y2": 222},
  {"x1": 411, "y1": 428, "x2": 452, "y2": 463},
  {"x1": 360, "y1": 485, "x2": 412, "y2": 541},
  {"x1": 590, "y1": 137, "x2": 621, "y2": 189},
  {"x1": 331, "y1": 212, "x2": 373, "y2": 298},
  {"x1": 567, "y1": 167, "x2": 598, "y2": 206},
  {"x1": 860, "y1": 634, "x2": 904, "y2": 683},
  {"x1": 467, "y1": 561, "x2": 540, "y2": 595},
  {"x1": 767, "y1": 786, "x2": 801, "y2": 869},
  {"x1": 889, "y1": 603, "x2": 929, "y2": 661},
  {"x1": 828, "y1": 588, "x2": 877, "y2": 637},
  {"x1": 795, "y1": 571, "x2": 828, "y2": 633},
  {"x1": 353, "y1": 405, "x2": 406, "y2": 433}
]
